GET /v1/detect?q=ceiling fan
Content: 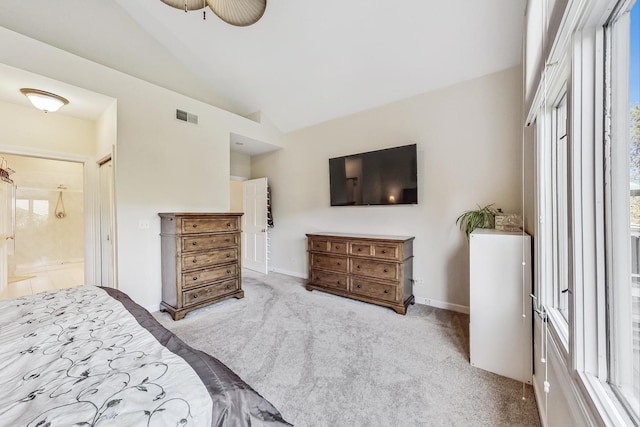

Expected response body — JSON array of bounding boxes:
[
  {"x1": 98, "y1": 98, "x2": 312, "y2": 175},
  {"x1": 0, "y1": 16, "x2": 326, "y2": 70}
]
[{"x1": 160, "y1": 0, "x2": 266, "y2": 27}]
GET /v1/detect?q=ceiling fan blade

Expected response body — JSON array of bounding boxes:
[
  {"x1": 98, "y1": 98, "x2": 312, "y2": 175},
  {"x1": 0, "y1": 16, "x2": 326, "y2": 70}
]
[{"x1": 206, "y1": 0, "x2": 266, "y2": 26}]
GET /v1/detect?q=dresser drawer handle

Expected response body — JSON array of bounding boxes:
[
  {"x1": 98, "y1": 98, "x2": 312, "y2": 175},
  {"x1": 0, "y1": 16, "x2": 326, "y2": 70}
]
[
  {"x1": 356, "y1": 284, "x2": 362, "y2": 288},
  {"x1": 381, "y1": 250, "x2": 387, "y2": 254},
  {"x1": 192, "y1": 259, "x2": 197, "y2": 264},
  {"x1": 193, "y1": 294, "x2": 198, "y2": 299},
  {"x1": 227, "y1": 269, "x2": 232, "y2": 274},
  {"x1": 192, "y1": 242, "x2": 197, "y2": 246},
  {"x1": 226, "y1": 284, "x2": 232, "y2": 289},
  {"x1": 314, "y1": 276, "x2": 319, "y2": 281},
  {"x1": 335, "y1": 246, "x2": 340, "y2": 249},
  {"x1": 384, "y1": 290, "x2": 389, "y2": 294},
  {"x1": 193, "y1": 224, "x2": 198, "y2": 228},
  {"x1": 383, "y1": 268, "x2": 389, "y2": 273},
  {"x1": 226, "y1": 238, "x2": 231, "y2": 242},
  {"x1": 336, "y1": 262, "x2": 341, "y2": 266},
  {"x1": 227, "y1": 223, "x2": 231, "y2": 228},
  {"x1": 336, "y1": 280, "x2": 341, "y2": 285},
  {"x1": 356, "y1": 265, "x2": 361, "y2": 269},
  {"x1": 193, "y1": 276, "x2": 198, "y2": 281},
  {"x1": 226, "y1": 253, "x2": 231, "y2": 258},
  {"x1": 357, "y1": 248, "x2": 362, "y2": 252}
]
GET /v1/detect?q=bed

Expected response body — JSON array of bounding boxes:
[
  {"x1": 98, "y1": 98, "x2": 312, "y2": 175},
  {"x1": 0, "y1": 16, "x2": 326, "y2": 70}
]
[{"x1": 0, "y1": 285, "x2": 292, "y2": 426}]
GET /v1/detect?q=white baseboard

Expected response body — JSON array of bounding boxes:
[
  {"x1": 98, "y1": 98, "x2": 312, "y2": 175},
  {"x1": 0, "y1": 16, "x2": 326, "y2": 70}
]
[
  {"x1": 532, "y1": 376, "x2": 548, "y2": 427},
  {"x1": 414, "y1": 296, "x2": 469, "y2": 314},
  {"x1": 269, "y1": 267, "x2": 307, "y2": 279}
]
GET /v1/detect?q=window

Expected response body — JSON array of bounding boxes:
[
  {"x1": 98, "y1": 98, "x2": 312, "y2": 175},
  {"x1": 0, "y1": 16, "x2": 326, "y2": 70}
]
[
  {"x1": 606, "y1": 0, "x2": 640, "y2": 418},
  {"x1": 551, "y1": 92, "x2": 570, "y2": 322},
  {"x1": 539, "y1": 80, "x2": 571, "y2": 339},
  {"x1": 32, "y1": 200, "x2": 49, "y2": 217},
  {"x1": 529, "y1": 0, "x2": 640, "y2": 424}
]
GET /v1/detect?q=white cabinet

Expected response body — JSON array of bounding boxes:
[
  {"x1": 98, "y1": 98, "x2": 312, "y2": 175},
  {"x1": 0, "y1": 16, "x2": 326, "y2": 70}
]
[{"x1": 469, "y1": 229, "x2": 532, "y2": 383}]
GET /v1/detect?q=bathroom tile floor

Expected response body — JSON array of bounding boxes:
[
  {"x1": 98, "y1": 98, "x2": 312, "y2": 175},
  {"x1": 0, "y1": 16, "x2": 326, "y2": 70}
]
[{"x1": 0, "y1": 263, "x2": 84, "y2": 300}]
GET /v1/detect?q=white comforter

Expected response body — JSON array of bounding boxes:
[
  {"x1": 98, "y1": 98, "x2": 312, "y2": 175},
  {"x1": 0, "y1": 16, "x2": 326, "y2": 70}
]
[{"x1": 0, "y1": 286, "x2": 213, "y2": 427}]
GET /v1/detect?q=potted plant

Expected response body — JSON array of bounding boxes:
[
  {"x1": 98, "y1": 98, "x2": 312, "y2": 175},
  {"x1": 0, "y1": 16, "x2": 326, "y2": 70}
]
[{"x1": 456, "y1": 204, "x2": 501, "y2": 238}]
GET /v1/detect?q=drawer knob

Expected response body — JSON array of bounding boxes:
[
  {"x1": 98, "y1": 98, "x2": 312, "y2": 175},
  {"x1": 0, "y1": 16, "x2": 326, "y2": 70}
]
[
  {"x1": 356, "y1": 265, "x2": 361, "y2": 269},
  {"x1": 193, "y1": 294, "x2": 198, "y2": 299},
  {"x1": 384, "y1": 290, "x2": 389, "y2": 294},
  {"x1": 192, "y1": 259, "x2": 197, "y2": 264},
  {"x1": 193, "y1": 224, "x2": 198, "y2": 228},
  {"x1": 192, "y1": 242, "x2": 197, "y2": 246},
  {"x1": 226, "y1": 253, "x2": 231, "y2": 258},
  {"x1": 227, "y1": 223, "x2": 231, "y2": 227},
  {"x1": 315, "y1": 276, "x2": 319, "y2": 281},
  {"x1": 227, "y1": 269, "x2": 232, "y2": 274},
  {"x1": 226, "y1": 238, "x2": 231, "y2": 242},
  {"x1": 336, "y1": 280, "x2": 341, "y2": 284},
  {"x1": 382, "y1": 250, "x2": 387, "y2": 254},
  {"x1": 357, "y1": 248, "x2": 362, "y2": 252},
  {"x1": 356, "y1": 284, "x2": 362, "y2": 288},
  {"x1": 337, "y1": 262, "x2": 341, "y2": 266},
  {"x1": 226, "y1": 284, "x2": 231, "y2": 289},
  {"x1": 335, "y1": 246, "x2": 339, "y2": 249},
  {"x1": 383, "y1": 268, "x2": 389, "y2": 273},
  {"x1": 193, "y1": 276, "x2": 198, "y2": 281}
]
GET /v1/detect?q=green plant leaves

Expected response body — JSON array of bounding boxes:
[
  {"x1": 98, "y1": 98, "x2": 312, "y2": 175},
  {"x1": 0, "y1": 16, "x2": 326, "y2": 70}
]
[{"x1": 456, "y1": 204, "x2": 499, "y2": 238}]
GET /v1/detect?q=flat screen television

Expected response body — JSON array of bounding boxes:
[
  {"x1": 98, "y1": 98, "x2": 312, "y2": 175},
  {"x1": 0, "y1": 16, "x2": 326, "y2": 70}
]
[{"x1": 329, "y1": 144, "x2": 418, "y2": 206}]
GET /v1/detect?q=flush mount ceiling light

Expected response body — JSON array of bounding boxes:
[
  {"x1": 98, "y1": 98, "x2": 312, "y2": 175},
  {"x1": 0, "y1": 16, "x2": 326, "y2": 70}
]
[
  {"x1": 160, "y1": 0, "x2": 266, "y2": 26},
  {"x1": 20, "y1": 88, "x2": 69, "y2": 113}
]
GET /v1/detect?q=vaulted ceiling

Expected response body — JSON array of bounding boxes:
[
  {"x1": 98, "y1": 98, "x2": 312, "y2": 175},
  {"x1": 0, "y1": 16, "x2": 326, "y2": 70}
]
[{"x1": 0, "y1": 0, "x2": 526, "y2": 132}]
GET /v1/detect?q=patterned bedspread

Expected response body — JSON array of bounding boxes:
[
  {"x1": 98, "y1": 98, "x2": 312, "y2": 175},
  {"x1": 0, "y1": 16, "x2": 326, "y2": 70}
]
[{"x1": 0, "y1": 286, "x2": 290, "y2": 427}]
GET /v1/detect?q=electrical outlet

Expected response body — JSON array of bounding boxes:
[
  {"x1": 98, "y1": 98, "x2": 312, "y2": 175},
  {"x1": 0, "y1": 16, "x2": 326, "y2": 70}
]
[{"x1": 139, "y1": 220, "x2": 150, "y2": 229}]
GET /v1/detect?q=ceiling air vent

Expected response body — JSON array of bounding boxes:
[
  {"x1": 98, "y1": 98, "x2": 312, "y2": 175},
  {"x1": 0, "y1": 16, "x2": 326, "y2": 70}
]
[{"x1": 176, "y1": 109, "x2": 198, "y2": 125}]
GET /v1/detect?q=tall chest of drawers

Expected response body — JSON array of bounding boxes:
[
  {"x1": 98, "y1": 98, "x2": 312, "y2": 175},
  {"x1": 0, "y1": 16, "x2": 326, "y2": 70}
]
[
  {"x1": 159, "y1": 212, "x2": 243, "y2": 320},
  {"x1": 306, "y1": 232, "x2": 414, "y2": 314}
]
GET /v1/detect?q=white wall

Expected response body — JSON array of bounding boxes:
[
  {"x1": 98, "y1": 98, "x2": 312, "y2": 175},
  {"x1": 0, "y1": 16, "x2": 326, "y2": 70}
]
[
  {"x1": 252, "y1": 66, "x2": 523, "y2": 309},
  {"x1": 0, "y1": 100, "x2": 96, "y2": 156},
  {"x1": 96, "y1": 100, "x2": 117, "y2": 160},
  {"x1": 230, "y1": 181, "x2": 243, "y2": 212},
  {"x1": 0, "y1": 26, "x2": 285, "y2": 311},
  {"x1": 230, "y1": 151, "x2": 251, "y2": 178}
]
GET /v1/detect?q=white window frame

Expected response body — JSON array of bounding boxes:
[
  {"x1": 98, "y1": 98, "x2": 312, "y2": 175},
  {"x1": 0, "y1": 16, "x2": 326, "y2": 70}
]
[
  {"x1": 537, "y1": 54, "x2": 571, "y2": 351},
  {"x1": 529, "y1": 0, "x2": 639, "y2": 425},
  {"x1": 603, "y1": 0, "x2": 639, "y2": 419}
]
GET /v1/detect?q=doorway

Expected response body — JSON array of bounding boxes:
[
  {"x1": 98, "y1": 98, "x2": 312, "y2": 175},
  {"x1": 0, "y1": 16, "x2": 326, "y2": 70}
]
[{"x1": 0, "y1": 154, "x2": 85, "y2": 298}]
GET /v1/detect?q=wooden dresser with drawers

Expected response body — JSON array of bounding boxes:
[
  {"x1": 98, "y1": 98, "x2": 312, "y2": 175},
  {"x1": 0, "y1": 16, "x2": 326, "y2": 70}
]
[
  {"x1": 306, "y1": 232, "x2": 414, "y2": 314},
  {"x1": 159, "y1": 212, "x2": 243, "y2": 320}
]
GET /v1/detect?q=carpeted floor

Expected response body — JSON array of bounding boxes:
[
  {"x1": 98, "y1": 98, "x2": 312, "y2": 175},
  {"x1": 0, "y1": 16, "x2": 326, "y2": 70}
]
[{"x1": 154, "y1": 270, "x2": 541, "y2": 427}]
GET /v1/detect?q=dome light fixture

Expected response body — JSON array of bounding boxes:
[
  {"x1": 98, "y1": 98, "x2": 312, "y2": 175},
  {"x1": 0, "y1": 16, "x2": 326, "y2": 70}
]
[{"x1": 20, "y1": 88, "x2": 69, "y2": 113}]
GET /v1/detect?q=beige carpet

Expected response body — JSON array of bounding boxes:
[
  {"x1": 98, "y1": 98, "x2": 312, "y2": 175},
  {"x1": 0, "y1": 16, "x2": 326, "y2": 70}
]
[{"x1": 154, "y1": 270, "x2": 541, "y2": 427}]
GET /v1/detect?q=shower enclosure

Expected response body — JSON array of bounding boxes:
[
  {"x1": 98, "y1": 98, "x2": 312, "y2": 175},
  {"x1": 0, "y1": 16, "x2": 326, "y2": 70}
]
[{"x1": 3, "y1": 154, "x2": 84, "y2": 292}]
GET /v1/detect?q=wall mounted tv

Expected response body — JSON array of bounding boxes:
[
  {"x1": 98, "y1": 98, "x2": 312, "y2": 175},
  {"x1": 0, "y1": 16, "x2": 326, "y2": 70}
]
[{"x1": 329, "y1": 144, "x2": 418, "y2": 206}]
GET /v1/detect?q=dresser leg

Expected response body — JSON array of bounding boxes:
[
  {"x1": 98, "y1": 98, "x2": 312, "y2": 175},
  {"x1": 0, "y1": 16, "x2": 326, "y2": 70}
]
[{"x1": 392, "y1": 305, "x2": 407, "y2": 315}]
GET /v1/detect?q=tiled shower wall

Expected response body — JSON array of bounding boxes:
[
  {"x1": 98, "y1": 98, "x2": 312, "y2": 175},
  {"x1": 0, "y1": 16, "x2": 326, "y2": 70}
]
[{"x1": 10, "y1": 189, "x2": 84, "y2": 273}]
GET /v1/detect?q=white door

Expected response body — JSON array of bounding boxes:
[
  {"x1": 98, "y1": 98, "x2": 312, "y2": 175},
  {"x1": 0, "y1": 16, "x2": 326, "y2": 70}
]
[
  {"x1": 242, "y1": 177, "x2": 268, "y2": 274},
  {"x1": 98, "y1": 159, "x2": 114, "y2": 287}
]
